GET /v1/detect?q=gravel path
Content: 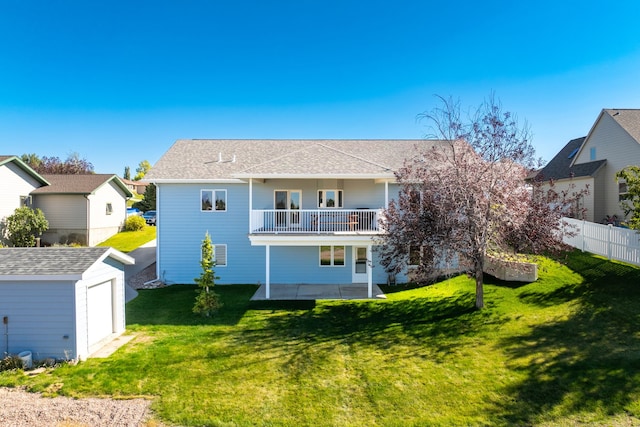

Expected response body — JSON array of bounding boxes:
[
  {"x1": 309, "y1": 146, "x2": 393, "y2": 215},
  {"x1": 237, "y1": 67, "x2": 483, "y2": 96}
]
[{"x1": 0, "y1": 387, "x2": 157, "y2": 426}]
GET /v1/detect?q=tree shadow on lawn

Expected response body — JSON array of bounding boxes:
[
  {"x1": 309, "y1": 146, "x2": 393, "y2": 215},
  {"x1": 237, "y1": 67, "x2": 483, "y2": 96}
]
[
  {"x1": 490, "y1": 252, "x2": 640, "y2": 425},
  {"x1": 241, "y1": 290, "x2": 508, "y2": 364}
]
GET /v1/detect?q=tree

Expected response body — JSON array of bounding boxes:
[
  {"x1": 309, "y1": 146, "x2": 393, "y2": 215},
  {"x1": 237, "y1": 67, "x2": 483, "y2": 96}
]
[
  {"x1": 3, "y1": 206, "x2": 49, "y2": 247},
  {"x1": 616, "y1": 165, "x2": 640, "y2": 229},
  {"x1": 379, "y1": 95, "x2": 581, "y2": 309},
  {"x1": 134, "y1": 160, "x2": 151, "y2": 181},
  {"x1": 193, "y1": 232, "x2": 222, "y2": 317},
  {"x1": 124, "y1": 166, "x2": 131, "y2": 180},
  {"x1": 21, "y1": 153, "x2": 94, "y2": 174},
  {"x1": 132, "y1": 183, "x2": 156, "y2": 212}
]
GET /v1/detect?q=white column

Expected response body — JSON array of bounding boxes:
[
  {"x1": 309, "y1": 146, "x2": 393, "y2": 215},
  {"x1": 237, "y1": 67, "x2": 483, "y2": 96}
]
[
  {"x1": 249, "y1": 178, "x2": 253, "y2": 234},
  {"x1": 367, "y1": 245, "x2": 372, "y2": 298},
  {"x1": 385, "y1": 180, "x2": 389, "y2": 208},
  {"x1": 265, "y1": 245, "x2": 271, "y2": 299}
]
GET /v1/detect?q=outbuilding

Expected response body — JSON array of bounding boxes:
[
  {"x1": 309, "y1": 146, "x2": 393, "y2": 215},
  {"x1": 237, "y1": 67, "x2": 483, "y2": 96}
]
[{"x1": 0, "y1": 247, "x2": 134, "y2": 362}]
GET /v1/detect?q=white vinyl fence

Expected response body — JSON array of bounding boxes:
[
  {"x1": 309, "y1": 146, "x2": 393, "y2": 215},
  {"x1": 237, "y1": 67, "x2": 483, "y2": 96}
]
[{"x1": 562, "y1": 217, "x2": 640, "y2": 266}]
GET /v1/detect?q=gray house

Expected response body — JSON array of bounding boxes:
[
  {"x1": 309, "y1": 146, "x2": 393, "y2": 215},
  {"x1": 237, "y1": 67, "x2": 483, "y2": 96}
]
[{"x1": 0, "y1": 247, "x2": 134, "y2": 361}]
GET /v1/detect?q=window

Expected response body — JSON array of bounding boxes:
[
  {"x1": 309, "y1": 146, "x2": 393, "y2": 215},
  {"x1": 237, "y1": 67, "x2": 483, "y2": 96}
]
[
  {"x1": 320, "y1": 245, "x2": 345, "y2": 267},
  {"x1": 201, "y1": 243, "x2": 227, "y2": 267},
  {"x1": 318, "y1": 190, "x2": 343, "y2": 208},
  {"x1": 201, "y1": 189, "x2": 227, "y2": 212},
  {"x1": 590, "y1": 147, "x2": 596, "y2": 161},
  {"x1": 106, "y1": 203, "x2": 113, "y2": 215},
  {"x1": 19, "y1": 195, "x2": 31, "y2": 206},
  {"x1": 619, "y1": 181, "x2": 629, "y2": 202},
  {"x1": 214, "y1": 244, "x2": 227, "y2": 267}
]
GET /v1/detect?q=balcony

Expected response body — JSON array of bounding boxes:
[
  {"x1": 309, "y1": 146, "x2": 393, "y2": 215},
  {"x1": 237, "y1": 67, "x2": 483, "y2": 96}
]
[{"x1": 250, "y1": 209, "x2": 383, "y2": 234}]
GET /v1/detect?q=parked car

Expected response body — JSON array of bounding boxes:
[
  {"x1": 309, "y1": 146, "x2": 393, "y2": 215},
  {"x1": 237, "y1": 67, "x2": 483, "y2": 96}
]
[
  {"x1": 127, "y1": 207, "x2": 141, "y2": 217},
  {"x1": 142, "y1": 210, "x2": 156, "y2": 225}
]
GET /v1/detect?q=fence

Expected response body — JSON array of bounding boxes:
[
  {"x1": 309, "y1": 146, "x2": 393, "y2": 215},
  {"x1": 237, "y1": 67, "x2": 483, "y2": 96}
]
[{"x1": 562, "y1": 217, "x2": 640, "y2": 266}]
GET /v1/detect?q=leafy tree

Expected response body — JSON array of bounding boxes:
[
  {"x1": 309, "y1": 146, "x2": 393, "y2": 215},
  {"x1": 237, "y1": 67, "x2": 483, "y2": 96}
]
[
  {"x1": 193, "y1": 232, "x2": 222, "y2": 317},
  {"x1": 132, "y1": 183, "x2": 156, "y2": 212},
  {"x1": 124, "y1": 166, "x2": 131, "y2": 180},
  {"x1": 134, "y1": 160, "x2": 151, "y2": 181},
  {"x1": 616, "y1": 165, "x2": 640, "y2": 229},
  {"x1": 21, "y1": 153, "x2": 94, "y2": 174},
  {"x1": 379, "y1": 95, "x2": 582, "y2": 309},
  {"x1": 3, "y1": 206, "x2": 49, "y2": 247}
]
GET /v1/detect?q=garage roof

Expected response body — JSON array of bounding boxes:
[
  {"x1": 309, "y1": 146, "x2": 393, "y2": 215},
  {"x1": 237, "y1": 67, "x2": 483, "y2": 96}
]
[{"x1": 0, "y1": 247, "x2": 135, "y2": 280}]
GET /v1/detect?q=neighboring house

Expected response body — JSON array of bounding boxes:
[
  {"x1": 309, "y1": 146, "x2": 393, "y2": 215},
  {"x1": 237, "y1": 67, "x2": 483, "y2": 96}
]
[
  {"x1": 538, "y1": 109, "x2": 640, "y2": 224},
  {"x1": 535, "y1": 137, "x2": 606, "y2": 223},
  {"x1": 0, "y1": 156, "x2": 49, "y2": 239},
  {"x1": 145, "y1": 139, "x2": 447, "y2": 296},
  {"x1": 31, "y1": 174, "x2": 133, "y2": 246},
  {"x1": 121, "y1": 178, "x2": 149, "y2": 194},
  {"x1": 0, "y1": 247, "x2": 134, "y2": 361}
]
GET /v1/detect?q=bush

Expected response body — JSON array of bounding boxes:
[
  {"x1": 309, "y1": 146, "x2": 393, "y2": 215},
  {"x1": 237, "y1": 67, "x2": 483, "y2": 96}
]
[
  {"x1": 0, "y1": 355, "x2": 24, "y2": 372},
  {"x1": 124, "y1": 215, "x2": 146, "y2": 232}
]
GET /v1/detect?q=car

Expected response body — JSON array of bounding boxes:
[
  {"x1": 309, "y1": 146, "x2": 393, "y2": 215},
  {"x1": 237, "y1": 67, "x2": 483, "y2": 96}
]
[
  {"x1": 126, "y1": 207, "x2": 141, "y2": 217},
  {"x1": 142, "y1": 210, "x2": 156, "y2": 225}
]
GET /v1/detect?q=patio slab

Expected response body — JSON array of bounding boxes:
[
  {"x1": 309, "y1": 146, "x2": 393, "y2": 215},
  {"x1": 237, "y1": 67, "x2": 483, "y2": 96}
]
[{"x1": 250, "y1": 283, "x2": 386, "y2": 301}]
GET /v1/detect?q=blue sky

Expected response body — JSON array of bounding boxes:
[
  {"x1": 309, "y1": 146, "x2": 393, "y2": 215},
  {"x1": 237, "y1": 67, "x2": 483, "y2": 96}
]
[{"x1": 1, "y1": 1, "x2": 639, "y2": 174}]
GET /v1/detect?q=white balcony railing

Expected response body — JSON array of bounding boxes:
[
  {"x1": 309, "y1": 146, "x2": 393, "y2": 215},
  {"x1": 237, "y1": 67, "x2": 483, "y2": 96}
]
[{"x1": 251, "y1": 209, "x2": 382, "y2": 234}]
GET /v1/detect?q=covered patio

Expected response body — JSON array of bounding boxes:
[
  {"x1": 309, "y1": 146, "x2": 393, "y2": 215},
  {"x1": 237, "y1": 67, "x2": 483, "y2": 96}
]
[{"x1": 251, "y1": 283, "x2": 386, "y2": 301}]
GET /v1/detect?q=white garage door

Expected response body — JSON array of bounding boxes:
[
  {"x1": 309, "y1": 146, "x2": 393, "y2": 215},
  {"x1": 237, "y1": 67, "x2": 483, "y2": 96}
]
[{"x1": 87, "y1": 281, "x2": 114, "y2": 346}]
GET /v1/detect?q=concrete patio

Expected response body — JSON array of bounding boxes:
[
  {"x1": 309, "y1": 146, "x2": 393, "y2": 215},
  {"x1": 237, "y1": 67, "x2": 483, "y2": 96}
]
[{"x1": 250, "y1": 283, "x2": 386, "y2": 301}]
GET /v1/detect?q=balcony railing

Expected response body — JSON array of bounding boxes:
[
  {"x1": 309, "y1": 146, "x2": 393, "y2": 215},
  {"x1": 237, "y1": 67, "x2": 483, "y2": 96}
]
[{"x1": 250, "y1": 209, "x2": 383, "y2": 234}]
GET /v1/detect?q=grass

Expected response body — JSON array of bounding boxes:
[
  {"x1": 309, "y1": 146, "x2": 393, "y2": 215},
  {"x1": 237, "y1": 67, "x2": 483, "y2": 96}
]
[
  {"x1": 96, "y1": 226, "x2": 156, "y2": 253},
  {"x1": 2, "y1": 250, "x2": 640, "y2": 426}
]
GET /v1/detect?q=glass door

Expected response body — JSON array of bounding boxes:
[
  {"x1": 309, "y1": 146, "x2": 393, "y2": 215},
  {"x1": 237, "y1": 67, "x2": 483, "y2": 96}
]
[
  {"x1": 352, "y1": 246, "x2": 368, "y2": 283},
  {"x1": 274, "y1": 190, "x2": 301, "y2": 228}
]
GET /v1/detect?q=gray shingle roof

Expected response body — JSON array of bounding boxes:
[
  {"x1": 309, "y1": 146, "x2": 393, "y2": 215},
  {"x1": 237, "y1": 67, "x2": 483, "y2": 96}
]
[
  {"x1": 30, "y1": 174, "x2": 132, "y2": 197},
  {"x1": 536, "y1": 137, "x2": 606, "y2": 181},
  {"x1": 0, "y1": 247, "x2": 133, "y2": 278},
  {"x1": 145, "y1": 139, "x2": 443, "y2": 181},
  {"x1": 604, "y1": 109, "x2": 640, "y2": 143}
]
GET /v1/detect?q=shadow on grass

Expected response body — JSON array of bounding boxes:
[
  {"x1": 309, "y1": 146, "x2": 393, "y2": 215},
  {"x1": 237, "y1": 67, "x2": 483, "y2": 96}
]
[
  {"x1": 492, "y1": 251, "x2": 640, "y2": 425},
  {"x1": 126, "y1": 284, "x2": 259, "y2": 326},
  {"x1": 236, "y1": 289, "x2": 508, "y2": 364}
]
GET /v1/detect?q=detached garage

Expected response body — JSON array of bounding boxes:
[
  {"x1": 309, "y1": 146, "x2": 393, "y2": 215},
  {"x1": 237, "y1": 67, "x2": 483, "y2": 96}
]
[{"x1": 0, "y1": 247, "x2": 134, "y2": 361}]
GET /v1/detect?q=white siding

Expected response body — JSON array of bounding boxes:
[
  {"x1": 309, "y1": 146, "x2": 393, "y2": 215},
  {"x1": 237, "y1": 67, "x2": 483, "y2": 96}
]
[
  {"x1": 541, "y1": 177, "x2": 595, "y2": 222},
  {"x1": 576, "y1": 113, "x2": 640, "y2": 222},
  {"x1": 0, "y1": 161, "x2": 43, "y2": 223},
  {"x1": 87, "y1": 181, "x2": 128, "y2": 246}
]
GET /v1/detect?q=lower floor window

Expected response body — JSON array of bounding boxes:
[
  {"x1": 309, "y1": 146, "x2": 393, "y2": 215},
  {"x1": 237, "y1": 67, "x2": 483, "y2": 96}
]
[{"x1": 320, "y1": 245, "x2": 345, "y2": 266}]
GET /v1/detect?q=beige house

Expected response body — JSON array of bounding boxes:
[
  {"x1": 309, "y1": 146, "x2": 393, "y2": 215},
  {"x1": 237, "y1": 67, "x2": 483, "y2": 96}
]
[
  {"x1": 31, "y1": 174, "x2": 132, "y2": 246},
  {"x1": 0, "y1": 156, "x2": 49, "y2": 226},
  {"x1": 538, "y1": 109, "x2": 640, "y2": 224}
]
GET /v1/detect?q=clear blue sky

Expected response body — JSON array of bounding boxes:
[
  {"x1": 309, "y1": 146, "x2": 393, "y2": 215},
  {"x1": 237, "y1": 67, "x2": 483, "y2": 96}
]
[{"x1": 1, "y1": 1, "x2": 639, "y2": 174}]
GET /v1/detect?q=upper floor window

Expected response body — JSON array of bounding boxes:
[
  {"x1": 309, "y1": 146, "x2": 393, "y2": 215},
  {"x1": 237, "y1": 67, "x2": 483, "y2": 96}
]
[
  {"x1": 619, "y1": 181, "x2": 629, "y2": 202},
  {"x1": 590, "y1": 147, "x2": 596, "y2": 161},
  {"x1": 19, "y1": 195, "x2": 31, "y2": 206},
  {"x1": 318, "y1": 190, "x2": 343, "y2": 208},
  {"x1": 201, "y1": 189, "x2": 227, "y2": 212}
]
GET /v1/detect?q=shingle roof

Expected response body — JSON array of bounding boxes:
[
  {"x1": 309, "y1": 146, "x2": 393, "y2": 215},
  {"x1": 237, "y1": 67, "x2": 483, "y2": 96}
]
[
  {"x1": 145, "y1": 139, "x2": 442, "y2": 181},
  {"x1": 30, "y1": 174, "x2": 133, "y2": 197},
  {"x1": 0, "y1": 247, "x2": 134, "y2": 278},
  {"x1": 604, "y1": 109, "x2": 640, "y2": 143},
  {"x1": 536, "y1": 137, "x2": 606, "y2": 182}
]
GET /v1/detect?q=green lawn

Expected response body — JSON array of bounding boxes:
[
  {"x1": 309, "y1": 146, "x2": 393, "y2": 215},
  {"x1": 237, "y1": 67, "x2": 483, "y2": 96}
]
[
  {"x1": 96, "y1": 226, "x2": 156, "y2": 252},
  {"x1": 2, "y1": 251, "x2": 640, "y2": 426}
]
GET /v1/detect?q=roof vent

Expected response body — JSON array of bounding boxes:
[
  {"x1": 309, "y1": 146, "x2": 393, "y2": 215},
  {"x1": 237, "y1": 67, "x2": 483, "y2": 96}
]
[
  {"x1": 232, "y1": 154, "x2": 236, "y2": 163},
  {"x1": 218, "y1": 152, "x2": 222, "y2": 163}
]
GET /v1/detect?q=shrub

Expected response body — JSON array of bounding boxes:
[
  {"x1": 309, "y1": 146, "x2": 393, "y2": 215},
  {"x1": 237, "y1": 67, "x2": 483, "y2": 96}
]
[
  {"x1": 4, "y1": 206, "x2": 49, "y2": 247},
  {"x1": 0, "y1": 355, "x2": 24, "y2": 372},
  {"x1": 124, "y1": 215, "x2": 146, "y2": 232}
]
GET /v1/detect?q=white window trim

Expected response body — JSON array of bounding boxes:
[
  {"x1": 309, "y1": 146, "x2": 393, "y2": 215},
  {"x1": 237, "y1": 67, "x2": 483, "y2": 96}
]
[
  {"x1": 201, "y1": 189, "x2": 227, "y2": 212},
  {"x1": 319, "y1": 245, "x2": 345, "y2": 267},
  {"x1": 318, "y1": 189, "x2": 343, "y2": 208}
]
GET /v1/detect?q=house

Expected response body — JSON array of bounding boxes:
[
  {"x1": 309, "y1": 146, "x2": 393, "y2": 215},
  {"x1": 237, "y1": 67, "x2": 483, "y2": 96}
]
[
  {"x1": 0, "y1": 156, "x2": 49, "y2": 230},
  {"x1": 30, "y1": 174, "x2": 133, "y2": 246},
  {"x1": 0, "y1": 247, "x2": 134, "y2": 361},
  {"x1": 538, "y1": 109, "x2": 640, "y2": 224},
  {"x1": 145, "y1": 139, "x2": 445, "y2": 297},
  {"x1": 121, "y1": 178, "x2": 149, "y2": 195}
]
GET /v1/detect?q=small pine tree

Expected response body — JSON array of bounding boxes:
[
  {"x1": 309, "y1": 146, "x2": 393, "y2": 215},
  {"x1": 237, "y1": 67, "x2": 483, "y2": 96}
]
[{"x1": 193, "y1": 232, "x2": 222, "y2": 317}]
